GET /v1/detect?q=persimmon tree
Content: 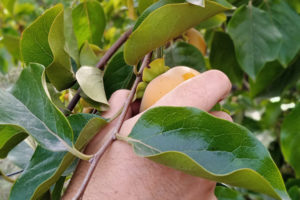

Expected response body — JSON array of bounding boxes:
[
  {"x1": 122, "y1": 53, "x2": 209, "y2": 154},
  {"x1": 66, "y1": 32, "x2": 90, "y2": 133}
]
[{"x1": 0, "y1": 0, "x2": 300, "y2": 199}]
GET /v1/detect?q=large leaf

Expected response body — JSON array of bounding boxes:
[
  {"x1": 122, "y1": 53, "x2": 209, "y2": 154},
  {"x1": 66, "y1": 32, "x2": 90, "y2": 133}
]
[
  {"x1": 2, "y1": 34, "x2": 20, "y2": 60},
  {"x1": 0, "y1": 63, "x2": 73, "y2": 152},
  {"x1": 281, "y1": 103, "x2": 300, "y2": 178},
  {"x1": 209, "y1": 31, "x2": 243, "y2": 86},
  {"x1": 72, "y1": 0, "x2": 106, "y2": 48},
  {"x1": 250, "y1": 57, "x2": 300, "y2": 98},
  {"x1": 124, "y1": 0, "x2": 230, "y2": 65},
  {"x1": 103, "y1": 51, "x2": 134, "y2": 99},
  {"x1": 2, "y1": 0, "x2": 16, "y2": 14},
  {"x1": 7, "y1": 141, "x2": 34, "y2": 169},
  {"x1": 286, "y1": 0, "x2": 300, "y2": 13},
  {"x1": 196, "y1": 13, "x2": 226, "y2": 30},
  {"x1": 64, "y1": 8, "x2": 80, "y2": 65},
  {"x1": 76, "y1": 66, "x2": 109, "y2": 107},
  {"x1": 165, "y1": 41, "x2": 206, "y2": 72},
  {"x1": 21, "y1": 4, "x2": 75, "y2": 91},
  {"x1": 10, "y1": 114, "x2": 107, "y2": 200},
  {"x1": 262, "y1": 0, "x2": 300, "y2": 67},
  {"x1": 227, "y1": 5, "x2": 282, "y2": 79},
  {"x1": 79, "y1": 42, "x2": 101, "y2": 67},
  {"x1": 137, "y1": 0, "x2": 158, "y2": 13},
  {"x1": 125, "y1": 107, "x2": 289, "y2": 200},
  {"x1": 0, "y1": 125, "x2": 27, "y2": 158},
  {"x1": 215, "y1": 186, "x2": 244, "y2": 200}
]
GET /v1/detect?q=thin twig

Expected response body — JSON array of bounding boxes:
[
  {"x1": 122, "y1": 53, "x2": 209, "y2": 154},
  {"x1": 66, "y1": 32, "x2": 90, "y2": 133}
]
[
  {"x1": 6, "y1": 170, "x2": 24, "y2": 177},
  {"x1": 66, "y1": 28, "x2": 133, "y2": 113},
  {"x1": 72, "y1": 52, "x2": 152, "y2": 200}
]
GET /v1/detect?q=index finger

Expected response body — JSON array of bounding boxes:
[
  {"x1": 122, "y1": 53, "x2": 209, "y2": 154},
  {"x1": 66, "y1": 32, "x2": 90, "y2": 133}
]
[
  {"x1": 120, "y1": 70, "x2": 231, "y2": 135},
  {"x1": 153, "y1": 69, "x2": 231, "y2": 111}
]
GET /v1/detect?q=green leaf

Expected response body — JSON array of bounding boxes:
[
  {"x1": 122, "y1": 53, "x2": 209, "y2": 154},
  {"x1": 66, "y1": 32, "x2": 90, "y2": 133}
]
[
  {"x1": 281, "y1": 103, "x2": 300, "y2": 178},
  {"x1": 165, "y1": 41, "x2": 206, "y2": 72},
  {"x1": 51, "y1": 176, "x2": 66, "y2": 200},
  {"x1": 21, "y1": 4, "x2": 75, "y2": 91},
  {"x1": 46, "y1": 5, "x2": 76, "y2": 91},
  {"x1": 126, "y1": 107, "x2": 289, "y2": 200},
  {"x1": 0, "y1": 54, "x2": 8, "y2": 74},
  {"x1": 0, "y1": 125, "x2": 27, "y2": 158},
  {"x1": 135, "y1": 82, "x2": 148, "y2": 99},
  {"x1": 64, "y1": 8, "x2": 80, "y2": 65},
  {"x1": 103, "y1": 51, "x2": 134, "y2": 99},
  {"x1": 143, "y1": 58, "x2": 170, "y2": 82},
  {"x1": 196, "y1": 13, "x2": 226, "y2": 29},
  {"x1": 9, "y1": 114, "x2": 107, "y2": 200},
  {"x1": 227, "y1": 5, "x2": 282, "y2": 79},
  {"x1": 7, "y1": 141, "x2": 34, "y2": 169},
  {"x1": 286, "y1": 0, "x2": 300, "y2": 13},
  {"x1": 250, "y1": 58, "x2": 300, "y2": 98},
  {"x1": 76, "y1": 66, "x2": 109, "y2": 107},
  {"x1": 72, "y1": 0, "x2": 106, "y2": 48},
  {"x1": 79, "y1": 41, "x2": 101, "y2": 67},
  {"x1": 262, "y1": 0, "x2": 300, "y2": 67},
  {"x1": 2, "y1": 0, "x2": 16, "y2": 14},
  {"x1": 2, "y1": 34, "x2": 20, "y2": 60},
  {"x1": 137, "y1": 0, "x2": 159, "y2": 13},
  {"x1": 134, "y1": 0, "x2": 184, "y2": 31},
  {"x1": 215, "y1": 186, "x2": 244, "y2": 200},
  {"x1": 288, "y1": 186, "x2": 300, "y2": 200},
  {"x1": 209, "y1": 31, "x2": 243, "y2": 86},
  {"x1": 0, "y1": 63, "x2": 73, "y2": 152},
  {"x1": 124, "y1": 0, "x2": 230, "y2": 65}
]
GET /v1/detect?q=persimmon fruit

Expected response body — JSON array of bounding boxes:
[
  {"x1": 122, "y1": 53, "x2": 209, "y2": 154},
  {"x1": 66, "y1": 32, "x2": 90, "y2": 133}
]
[
  {"x1": 140, "y1": 66, "x2": 200, "y2": 112},
  {"x1": 185, "y1": 28, "x2": 206, "y2": 55}
]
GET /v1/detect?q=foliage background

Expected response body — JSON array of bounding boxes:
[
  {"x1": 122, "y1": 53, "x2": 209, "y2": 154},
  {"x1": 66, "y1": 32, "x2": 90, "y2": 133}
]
[{"x1": 1, "y1": 0, "x2": 300, "y2": 199}]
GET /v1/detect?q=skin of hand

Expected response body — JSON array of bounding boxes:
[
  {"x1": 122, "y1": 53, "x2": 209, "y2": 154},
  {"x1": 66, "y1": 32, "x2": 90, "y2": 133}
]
[{"x1": 63, "y1": 70, "x2": 232, "y2": 200}]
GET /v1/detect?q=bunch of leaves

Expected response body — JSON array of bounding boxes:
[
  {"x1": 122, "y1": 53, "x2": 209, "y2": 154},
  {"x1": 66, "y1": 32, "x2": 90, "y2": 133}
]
[{"x1": 1, "y1": 0, "x2": 300, "y2": 199}]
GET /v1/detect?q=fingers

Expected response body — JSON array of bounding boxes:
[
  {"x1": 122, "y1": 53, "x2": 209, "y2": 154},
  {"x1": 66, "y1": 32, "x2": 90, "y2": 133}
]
[
  {"x1": 210, "y1": 111, "x2": 233, "y2": 122},
  {"x1": 102, "y1": 89, "x2": 131, "y2": 119},
  {"x1": 63, "y1": 89, "x2": 131, "y2": 198},
  {"x1": 120, "y1": 70, "x2": 232, "y2": 136},
  {"x1": 153, "y1": 70, "x2": 232, "y2": 111},
  {"x1": 85, "y1": 89, "x2": 131, "y2": 154}
]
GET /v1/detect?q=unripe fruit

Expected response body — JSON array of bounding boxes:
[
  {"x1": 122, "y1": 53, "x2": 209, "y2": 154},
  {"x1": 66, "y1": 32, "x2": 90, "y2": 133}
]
[
  {"x1": 140, "y1": 66, "x2": 200, "y2": 112},
  {"x1": 185, "y1": 28, "x2": 206, "y2": 55}
]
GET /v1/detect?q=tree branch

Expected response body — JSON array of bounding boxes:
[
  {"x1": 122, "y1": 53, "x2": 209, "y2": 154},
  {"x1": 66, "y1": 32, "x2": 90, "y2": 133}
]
[
  {"x1": 66, "y1": 28, "x2": 133, "y2": 113},
  {"x1": 72, "y1": 52, "x2": 152, "y2": 200}
]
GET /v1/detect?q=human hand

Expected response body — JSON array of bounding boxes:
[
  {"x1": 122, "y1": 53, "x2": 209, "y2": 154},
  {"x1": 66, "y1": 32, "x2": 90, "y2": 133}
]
[{"x1": 63, "y1": 70, "x2": 232, "y2": 200}]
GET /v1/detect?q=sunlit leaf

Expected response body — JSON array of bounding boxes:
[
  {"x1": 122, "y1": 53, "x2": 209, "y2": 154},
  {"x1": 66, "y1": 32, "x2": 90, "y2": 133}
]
[
  {"x1": 126, "y1": 107, "x2": 289, "y2": 200},
  {"x1": 64, "y1": 8, "x2": 80, "y2": 65},
  {"x1": 9, "y1": 114, "x2": 107, "y2": 200},
  {"x1": 0, "y1": 63, "x2": 73, "y2": 152},
  {"x1": 2, "y1": 34, "x2": 20, "y2": 60},
  {"x1": 72, "y1": 0, "x2": 106, "y2": 48},
  {"x1": 0, "y1": 125, "x2": 27, "y2": 158},
  {"x1": 76, "y1": 66, "x2": 109, "y2": 107},
  {"x1": 79, "y1": 42, "x2": 101, "y2": 67},
  {"x1": 124, "y1": 0, "x2": 230, "y2": 65},
  {"x1": 21, "y1": 4, "x2": 75, "y2": 91}
]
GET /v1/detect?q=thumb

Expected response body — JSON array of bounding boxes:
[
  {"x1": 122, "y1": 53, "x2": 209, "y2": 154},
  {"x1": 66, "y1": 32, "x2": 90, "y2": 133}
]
[{"x1": 102, "y1": 89, "x2": 132, "y2": 120}]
